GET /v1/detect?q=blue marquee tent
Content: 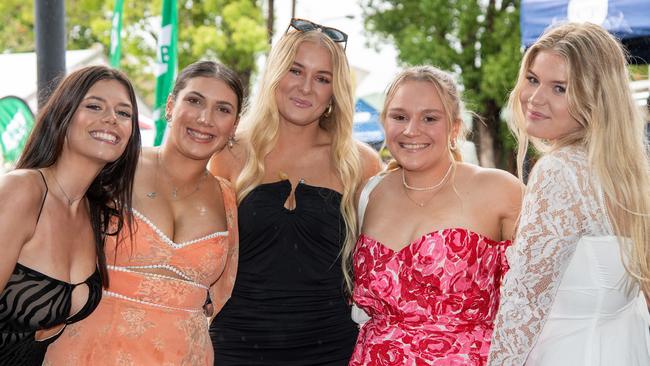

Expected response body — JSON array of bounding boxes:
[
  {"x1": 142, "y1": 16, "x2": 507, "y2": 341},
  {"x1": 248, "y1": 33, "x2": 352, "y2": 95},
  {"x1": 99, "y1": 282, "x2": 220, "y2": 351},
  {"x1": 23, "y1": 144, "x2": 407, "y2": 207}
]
[
  {"x1": 521, "y1": 0, "x2": 650, "y2": 63},
  {"x1": 353, "y1": 98, "x2": 384, "y2": 150}
]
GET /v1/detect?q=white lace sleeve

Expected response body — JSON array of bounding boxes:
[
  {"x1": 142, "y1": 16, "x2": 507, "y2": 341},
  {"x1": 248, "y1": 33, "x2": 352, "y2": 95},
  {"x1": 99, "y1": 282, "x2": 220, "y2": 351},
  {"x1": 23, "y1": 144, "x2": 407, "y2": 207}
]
[{"x1": 488, "y1": 149, "x2": 610, "y2": 365}]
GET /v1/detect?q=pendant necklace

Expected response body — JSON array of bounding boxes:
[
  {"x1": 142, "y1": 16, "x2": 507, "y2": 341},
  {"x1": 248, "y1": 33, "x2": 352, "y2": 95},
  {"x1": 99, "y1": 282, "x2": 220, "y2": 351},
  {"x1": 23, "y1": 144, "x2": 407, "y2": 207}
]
[
  {"x1": 146, "y1": 149, "x2": 209, "y2": 200},
  {"x1": 48, "y1": 169, "x2": 85, "y2": 206},
  {"x1": 402, "y1": 185, "x2": 437, "y2": 208},
  {"x1": 401, "y1": 164, "x2": 453, "y2": 207}
]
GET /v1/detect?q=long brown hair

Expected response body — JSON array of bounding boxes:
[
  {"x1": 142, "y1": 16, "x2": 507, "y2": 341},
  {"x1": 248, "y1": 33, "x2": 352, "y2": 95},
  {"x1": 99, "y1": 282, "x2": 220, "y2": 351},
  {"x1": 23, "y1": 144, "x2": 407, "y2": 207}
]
[{"x1": 16, "y1": 65, "x2": 141, "y2": 287}]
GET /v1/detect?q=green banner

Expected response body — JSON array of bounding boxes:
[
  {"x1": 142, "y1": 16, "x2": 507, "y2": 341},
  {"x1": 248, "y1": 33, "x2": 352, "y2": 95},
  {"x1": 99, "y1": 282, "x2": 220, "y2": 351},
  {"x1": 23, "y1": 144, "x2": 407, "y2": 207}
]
[
  {"x1": 109, "y1": 0, "x2": 125, "y2": 68},
  {"x1": 153, "y1": 0, "x2": 178, "y2": 146},
  {"x1": 0, "y1": 96, "x2": 35, "y2": 165}
]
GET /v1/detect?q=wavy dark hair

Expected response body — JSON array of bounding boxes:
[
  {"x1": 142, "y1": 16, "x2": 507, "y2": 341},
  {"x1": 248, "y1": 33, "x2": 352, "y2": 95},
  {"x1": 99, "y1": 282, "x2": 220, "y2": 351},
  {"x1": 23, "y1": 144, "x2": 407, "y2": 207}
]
[{"x1": 16, "y1": 65, "x2": 141, "y2": 288}]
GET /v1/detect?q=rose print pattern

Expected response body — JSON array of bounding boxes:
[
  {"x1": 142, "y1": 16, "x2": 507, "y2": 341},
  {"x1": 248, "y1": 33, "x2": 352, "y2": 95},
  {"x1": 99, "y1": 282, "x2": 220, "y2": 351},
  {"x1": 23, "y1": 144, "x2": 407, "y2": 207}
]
[{"x1": 350, "y1": 228, "x2": 510, "y2": 366}]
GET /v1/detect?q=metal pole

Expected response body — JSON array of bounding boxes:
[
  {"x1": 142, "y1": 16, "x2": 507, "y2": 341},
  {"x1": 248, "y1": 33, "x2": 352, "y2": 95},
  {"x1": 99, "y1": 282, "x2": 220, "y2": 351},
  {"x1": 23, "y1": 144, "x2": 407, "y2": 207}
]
[
  {"x1": 291, "y1": 0, "x2": 296, "y2": 19},
  {"x1": 35, "y1": 0, "x2": 66, "y2": 110}
]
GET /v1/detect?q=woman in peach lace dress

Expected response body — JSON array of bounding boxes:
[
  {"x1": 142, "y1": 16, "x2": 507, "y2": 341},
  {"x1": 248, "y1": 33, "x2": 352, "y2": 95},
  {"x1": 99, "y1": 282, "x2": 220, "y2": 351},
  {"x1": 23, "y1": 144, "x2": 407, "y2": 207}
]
[{"x1": 44, "y1": 61, "x2": 243, "y2": 365}]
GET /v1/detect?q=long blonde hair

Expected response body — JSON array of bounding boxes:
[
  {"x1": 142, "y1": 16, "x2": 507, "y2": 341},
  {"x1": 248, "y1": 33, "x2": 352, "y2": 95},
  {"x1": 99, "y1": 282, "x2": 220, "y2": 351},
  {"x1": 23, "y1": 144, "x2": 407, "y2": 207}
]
[
  {"x1": 236, "y1": 30, "x2": 362, "y2": 294},
  {"x1": 508, "y1": 22, "x2": 650, "y2": 295},
  {"x1": 381, "y1": 66, "x2": 468, "y2": 169}
]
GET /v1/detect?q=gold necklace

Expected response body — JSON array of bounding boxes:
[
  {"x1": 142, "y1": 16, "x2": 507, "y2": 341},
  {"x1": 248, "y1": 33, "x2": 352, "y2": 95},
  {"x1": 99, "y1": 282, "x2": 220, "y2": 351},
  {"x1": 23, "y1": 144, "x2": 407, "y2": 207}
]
[
  {"x1": 146, "y1": 149, "x2": 209, "y2": 200},
  {"x1": 48, "y1": 169, "x2": 84, "y2": 206},
  {"x1": 402, "y1": 184, "x2": 437, "y2": 208}
]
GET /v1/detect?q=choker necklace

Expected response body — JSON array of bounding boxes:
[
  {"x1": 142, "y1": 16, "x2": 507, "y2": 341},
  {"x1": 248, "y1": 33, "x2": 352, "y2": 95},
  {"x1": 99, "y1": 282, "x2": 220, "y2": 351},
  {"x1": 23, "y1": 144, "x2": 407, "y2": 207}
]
[
  {"x1": 48, "y1": 169, "x2": 85, "y2": 206},
  {"x1": 401, "y1": 163, "x2": 453, "y2": 192},
  {"x1": 146, "y1": 149, "x2": 209, "y2": 200}
]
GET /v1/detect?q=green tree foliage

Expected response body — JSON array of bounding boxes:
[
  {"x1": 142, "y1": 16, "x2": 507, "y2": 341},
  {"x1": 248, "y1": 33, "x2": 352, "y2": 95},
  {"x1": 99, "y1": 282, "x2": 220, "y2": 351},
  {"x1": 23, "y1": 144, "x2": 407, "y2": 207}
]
[
  {"x1": 0, "y1": 0, "x2": 267, "y2": 104},
  {"x1": 362, "y1": 0, "x2": 521, "y2": 169}
]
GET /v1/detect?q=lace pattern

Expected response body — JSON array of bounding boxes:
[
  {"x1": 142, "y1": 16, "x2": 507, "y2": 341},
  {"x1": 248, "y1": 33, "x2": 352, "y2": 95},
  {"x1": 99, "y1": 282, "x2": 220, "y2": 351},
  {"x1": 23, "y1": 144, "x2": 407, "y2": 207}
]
[{"x1": 488, "y1": 145, "x2": 612, "y2": 365}]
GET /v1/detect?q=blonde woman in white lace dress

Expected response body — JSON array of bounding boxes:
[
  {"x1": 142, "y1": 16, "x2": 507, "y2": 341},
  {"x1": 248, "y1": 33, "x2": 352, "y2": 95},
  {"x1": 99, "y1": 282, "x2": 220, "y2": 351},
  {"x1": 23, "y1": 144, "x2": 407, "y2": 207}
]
[{"x1": 488, "y1": 23, "x2": 650, "y2": 366}]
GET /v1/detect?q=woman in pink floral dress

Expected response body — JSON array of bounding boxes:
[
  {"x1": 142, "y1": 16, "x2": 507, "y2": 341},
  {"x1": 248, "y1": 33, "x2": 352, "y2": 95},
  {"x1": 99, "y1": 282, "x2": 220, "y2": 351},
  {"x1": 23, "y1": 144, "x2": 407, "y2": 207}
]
[{"x1": 346, "y1": 66, "x2": 522, "y2": 365}]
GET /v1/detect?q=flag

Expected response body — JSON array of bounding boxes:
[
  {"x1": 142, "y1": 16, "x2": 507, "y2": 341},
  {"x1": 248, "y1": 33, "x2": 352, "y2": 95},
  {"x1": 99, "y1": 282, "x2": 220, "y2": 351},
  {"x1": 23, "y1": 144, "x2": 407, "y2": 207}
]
[
  {"x1": 153, "y1": 0, "x2": 178, "y2": 146},
  {"x1": 0, "y1": 96, "x2": 35, "y2": 165},
  {"x1": 109, "y1": 0, "x2": 125, "y2": 68}
]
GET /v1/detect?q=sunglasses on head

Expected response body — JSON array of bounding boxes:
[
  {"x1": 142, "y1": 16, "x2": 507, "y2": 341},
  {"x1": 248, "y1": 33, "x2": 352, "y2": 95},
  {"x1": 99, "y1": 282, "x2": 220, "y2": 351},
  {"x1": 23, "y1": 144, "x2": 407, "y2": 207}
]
[{"x1": 286, "y1": 18, "x2": 348, "y2": 50}]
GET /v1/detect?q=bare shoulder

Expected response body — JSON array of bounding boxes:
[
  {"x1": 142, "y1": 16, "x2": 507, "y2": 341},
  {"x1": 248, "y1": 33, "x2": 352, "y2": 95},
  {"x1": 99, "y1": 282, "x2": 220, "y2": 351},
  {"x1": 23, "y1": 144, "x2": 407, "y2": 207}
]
[
  {"x1": 478, "y1": 165, "x2": 520, "y2": 188},
  {"x1": 138, "y1": 146, "x2": 157, "y2": 170},
  {"x1": 0, "y1": 170, "x2": 47, "y2": 211},
  {"x1": 460, "y1": 163, "x2": 524, "y2": 204},
  {"x1": 355, "y1": 140, "x2": 383, "y2": 181},
  {"x1": 209, "y1": 138, "x2": 247, "y2": 183},
  {"x1": 0, "y1": 170, "x2": 48, "y2": 234}
]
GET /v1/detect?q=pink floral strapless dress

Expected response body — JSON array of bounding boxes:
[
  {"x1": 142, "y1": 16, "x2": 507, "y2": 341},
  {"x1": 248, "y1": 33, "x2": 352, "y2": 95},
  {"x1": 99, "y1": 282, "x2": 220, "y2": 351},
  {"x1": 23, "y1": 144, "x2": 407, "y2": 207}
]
[{"x1": 350, "y1": 228, "x2": 510, "y2": 366}]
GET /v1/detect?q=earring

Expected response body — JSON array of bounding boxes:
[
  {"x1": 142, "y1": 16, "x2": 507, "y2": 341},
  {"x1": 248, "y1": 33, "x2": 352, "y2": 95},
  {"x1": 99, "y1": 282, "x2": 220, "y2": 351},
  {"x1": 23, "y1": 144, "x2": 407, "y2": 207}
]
[
  {"x1": 227, "y1": 136, "x2": 235, "y2": 149},
  {"x1": 449, "y1": 139, "x2": 458, "y2": 150},
  {"x1": 322, "y1": 103, "x2": 333, "y2": 119}
]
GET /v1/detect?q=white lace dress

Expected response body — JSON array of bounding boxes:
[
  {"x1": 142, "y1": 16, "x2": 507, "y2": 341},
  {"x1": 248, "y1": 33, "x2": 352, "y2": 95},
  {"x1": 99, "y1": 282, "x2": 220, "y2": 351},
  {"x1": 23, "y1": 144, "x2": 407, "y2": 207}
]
[{"x1": 488, "y1": 145, "x2": 650, "y2": 366}]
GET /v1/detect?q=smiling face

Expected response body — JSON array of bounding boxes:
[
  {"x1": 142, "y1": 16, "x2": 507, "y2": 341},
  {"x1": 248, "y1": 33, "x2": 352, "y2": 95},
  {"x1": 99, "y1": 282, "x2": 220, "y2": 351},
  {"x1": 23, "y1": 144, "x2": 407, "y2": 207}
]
[
  {"x1": 520, "y1": 50, "x2": 583, "y2": 141},
  {"x1": 384, "y1": 80, "x2": 456, "y2": 172},
  {"x1": 64, "y1": 79, "x2": 134, "y2": 164},
  {"x1": 166, "y1": 76, "x2": 239, "y2": 160},
  {"x1": 275, "y1": 41, "x2": 334, "y2": 127}
]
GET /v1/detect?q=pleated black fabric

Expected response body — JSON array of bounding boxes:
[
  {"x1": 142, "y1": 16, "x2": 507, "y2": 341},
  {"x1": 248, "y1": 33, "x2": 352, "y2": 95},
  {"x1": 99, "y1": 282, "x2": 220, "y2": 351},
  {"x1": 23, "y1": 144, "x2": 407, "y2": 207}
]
[{"x1": 210, "y1": 180, "x2": 358, "y2": 365}]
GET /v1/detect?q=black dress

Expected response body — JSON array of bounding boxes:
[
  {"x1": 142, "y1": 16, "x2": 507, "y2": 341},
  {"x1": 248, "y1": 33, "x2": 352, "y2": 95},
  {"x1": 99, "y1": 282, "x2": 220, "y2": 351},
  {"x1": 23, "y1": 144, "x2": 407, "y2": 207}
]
[
  {"x1": 0, "y1": 171, "x2": 102, "y2": 365},
  {"x1": 210, "y1": 180, "x2": 358, "y2": 365}
]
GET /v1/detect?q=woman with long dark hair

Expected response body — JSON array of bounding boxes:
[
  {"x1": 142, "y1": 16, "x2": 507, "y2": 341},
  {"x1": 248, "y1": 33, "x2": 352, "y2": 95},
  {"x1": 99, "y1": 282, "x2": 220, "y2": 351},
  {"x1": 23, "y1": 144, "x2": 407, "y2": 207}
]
[
  {"x1": 45, "y1": 60, "x2": 243, "y2": 365},
  {"x1": 0, "y1": 65, "x2": 141, "y2": 365}
]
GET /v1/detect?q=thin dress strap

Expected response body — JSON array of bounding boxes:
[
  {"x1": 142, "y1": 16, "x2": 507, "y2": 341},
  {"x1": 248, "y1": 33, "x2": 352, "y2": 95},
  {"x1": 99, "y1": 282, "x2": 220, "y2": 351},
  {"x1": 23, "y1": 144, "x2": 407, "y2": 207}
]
[
  {"x1": 35, "y1": 169, "x2": 49, "y2": 226},
  {"x1": 357, "y1": 172, "x2": 388, "y2": 234}
]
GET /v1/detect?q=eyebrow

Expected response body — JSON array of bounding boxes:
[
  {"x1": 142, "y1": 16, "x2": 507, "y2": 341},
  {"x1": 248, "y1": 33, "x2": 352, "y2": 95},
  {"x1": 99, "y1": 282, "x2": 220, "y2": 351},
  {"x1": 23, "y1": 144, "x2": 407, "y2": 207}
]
[
  {"x1": 527, "y1": 70, "x2": 566, "y2": 84},
  {"x1": 84, "y1": 95, "x2": 132, "y2": 109},
  {"x1": 292, "y1": 61, "x2": 333, "y2": 76},
  {"x1": 186, "y1": 91, "x2": 235, "y2": 108},
  {"x1": 388, "y1": 107, "x2": 444, "y2": 114}
]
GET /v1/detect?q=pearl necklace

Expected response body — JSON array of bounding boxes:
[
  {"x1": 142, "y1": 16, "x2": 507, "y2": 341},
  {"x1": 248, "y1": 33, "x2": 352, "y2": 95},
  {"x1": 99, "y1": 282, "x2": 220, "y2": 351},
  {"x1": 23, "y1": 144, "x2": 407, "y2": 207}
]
[{"x1": 401, "y1": 163, "x2": 453, "y2": 191}]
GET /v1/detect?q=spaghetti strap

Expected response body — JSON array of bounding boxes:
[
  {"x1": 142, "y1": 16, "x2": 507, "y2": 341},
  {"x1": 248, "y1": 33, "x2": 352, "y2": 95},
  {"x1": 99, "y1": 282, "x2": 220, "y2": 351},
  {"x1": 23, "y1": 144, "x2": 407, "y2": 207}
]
[{"x1": 35, "y1": 169, "x2": 49, "y2": 226}]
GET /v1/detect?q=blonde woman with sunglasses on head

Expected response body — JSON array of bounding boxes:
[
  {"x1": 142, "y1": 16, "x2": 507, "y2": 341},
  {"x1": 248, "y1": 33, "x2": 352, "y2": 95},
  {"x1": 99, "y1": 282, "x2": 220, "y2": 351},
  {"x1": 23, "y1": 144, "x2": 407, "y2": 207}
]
[
  {"x1": 488, "y1": 23, "x2": 650, "y2": 366},
  {"x1": 208, "y1": 18, "x2": 381, "y2": 365}
]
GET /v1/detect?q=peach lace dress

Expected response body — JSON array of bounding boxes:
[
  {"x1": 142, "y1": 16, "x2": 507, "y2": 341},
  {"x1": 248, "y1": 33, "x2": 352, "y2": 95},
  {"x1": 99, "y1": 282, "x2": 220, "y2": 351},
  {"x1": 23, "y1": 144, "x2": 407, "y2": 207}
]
[{"x1": 44, "y1": 177, "x2": 238, "y2": 365}]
